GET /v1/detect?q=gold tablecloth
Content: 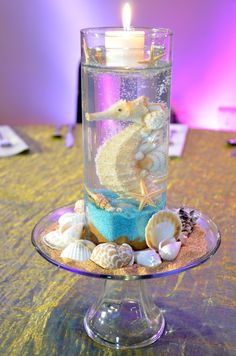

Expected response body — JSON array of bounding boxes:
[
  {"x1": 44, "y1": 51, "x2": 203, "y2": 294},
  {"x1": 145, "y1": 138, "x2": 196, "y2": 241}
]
[{"x1": 0, "y1": 125, "x2": 235, "y2": 355}]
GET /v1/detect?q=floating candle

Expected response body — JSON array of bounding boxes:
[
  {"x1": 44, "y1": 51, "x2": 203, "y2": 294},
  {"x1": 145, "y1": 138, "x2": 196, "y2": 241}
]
[{"x1": 105, "y1": 3, "x2": 144, "y2": 67}]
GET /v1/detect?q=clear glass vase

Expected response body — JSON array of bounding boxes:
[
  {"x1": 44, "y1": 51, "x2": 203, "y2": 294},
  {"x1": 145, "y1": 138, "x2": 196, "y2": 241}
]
[{"x1": 81, "y1": 27, "x2": 172, "y2": 250}]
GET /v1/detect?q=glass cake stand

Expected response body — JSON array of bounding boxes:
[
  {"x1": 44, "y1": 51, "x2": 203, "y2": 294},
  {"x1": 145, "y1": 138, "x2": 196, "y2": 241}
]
[{"x1": 31, "y1": 205, "x2": 221, "y2": 350}]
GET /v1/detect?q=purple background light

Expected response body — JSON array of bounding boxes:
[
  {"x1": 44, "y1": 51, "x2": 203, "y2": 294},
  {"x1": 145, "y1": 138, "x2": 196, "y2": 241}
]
[{"x1": 0, "y1": 0, "x2": 235, "y2": 130}]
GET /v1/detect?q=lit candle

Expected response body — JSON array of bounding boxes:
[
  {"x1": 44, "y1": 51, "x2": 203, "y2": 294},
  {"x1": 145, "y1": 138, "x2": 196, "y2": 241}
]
[{"x1": 105, "y1": 3, "x2": 144, "y2": 67}]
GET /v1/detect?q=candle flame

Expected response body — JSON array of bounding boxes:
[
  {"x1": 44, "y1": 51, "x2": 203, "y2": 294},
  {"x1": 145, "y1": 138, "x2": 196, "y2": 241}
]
[{"x1": 122, "y1": 3, "x2": 131, "y2": 31}]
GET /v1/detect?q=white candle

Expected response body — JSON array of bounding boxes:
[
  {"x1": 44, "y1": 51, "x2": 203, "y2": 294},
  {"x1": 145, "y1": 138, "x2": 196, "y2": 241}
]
[{"x1": 105, "y1": 3, "x2": 144, "y2": 67}]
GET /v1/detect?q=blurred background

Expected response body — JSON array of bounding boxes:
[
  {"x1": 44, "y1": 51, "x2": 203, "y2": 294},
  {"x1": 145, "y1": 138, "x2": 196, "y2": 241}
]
[{"x1": 0, "y1": 0, "x2": 235, "y2": 130}]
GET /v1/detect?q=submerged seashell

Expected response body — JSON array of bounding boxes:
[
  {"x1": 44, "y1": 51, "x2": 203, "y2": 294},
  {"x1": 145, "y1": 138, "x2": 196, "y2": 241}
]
[
  {"x1": 145, "y1": 211, "x2": 182, "y2": 250},
  {"x1": 159, "y1": 238, "x2": 181, "y2": 261},
  {"x1": 90, "y1": 243, "x2": 134, "y2": 269},
  {"x1": 134, "y1": 249, "x2": 162, "y2": 267},
  {"x1": 139, "y1": 142, "x2": 156, "y2": 154},
  {"x1": 61, "y1": 240, "x2": 95, "y2": 261},
  {"x1": 74, "y1": 199, "x2": 85, "y2": 214},
  {"x1": 147, "y1": 150, "x2": 167, "y2": 174},
  {"x1": 144, "y1": 110, "x2": 167, "y2": 130},
  {"x1": 85, "y1": 186, "x2": 116, "y2": 212},
  {"x1": 58, "y1": 212, "x2": 85, "y2": 233},
  {"x1": 135, "y1": 151, "x2": 144, "y2": 161}
]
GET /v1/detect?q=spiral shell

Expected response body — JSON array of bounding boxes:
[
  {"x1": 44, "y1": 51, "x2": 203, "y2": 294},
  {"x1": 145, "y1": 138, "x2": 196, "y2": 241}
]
[
  {"x1": 90, "y1": 243, "x2": 134, "y2": 269},
  {"x1": 85, "y1": 186, "x2": 118, "y2": 212}
]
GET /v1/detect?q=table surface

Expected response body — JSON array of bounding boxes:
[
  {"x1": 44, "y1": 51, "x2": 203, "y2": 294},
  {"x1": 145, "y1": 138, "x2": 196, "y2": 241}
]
[{"x1": 0, "y1": 125, "x2": 235, "y2": 356}]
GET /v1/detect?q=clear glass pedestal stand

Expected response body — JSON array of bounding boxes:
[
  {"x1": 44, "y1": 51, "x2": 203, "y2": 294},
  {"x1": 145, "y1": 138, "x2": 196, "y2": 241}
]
[
  {"x1": 32, "y1": 205, "x2": 221, "y2": 350},
  {"x1": 84, "y1": 279, "x2": 165, "y2": 349}
]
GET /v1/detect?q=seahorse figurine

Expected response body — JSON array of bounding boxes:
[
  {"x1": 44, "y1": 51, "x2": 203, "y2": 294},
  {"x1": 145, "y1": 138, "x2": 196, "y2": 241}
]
[
  {"x1": 86, "y1": 96, "x2": 149, "y2": 124},
  {"x1": 85, "y1": 96, "x2": 168, "y2": 130},
  {"x1": 86, "y1": 96, "x2": 169, "y2": 195}
]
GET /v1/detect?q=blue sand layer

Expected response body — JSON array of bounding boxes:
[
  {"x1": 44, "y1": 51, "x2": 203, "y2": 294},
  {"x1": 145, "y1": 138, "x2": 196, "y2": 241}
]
[{"x1": 86, "y1": 190, "x2": 166, "y2": 242}]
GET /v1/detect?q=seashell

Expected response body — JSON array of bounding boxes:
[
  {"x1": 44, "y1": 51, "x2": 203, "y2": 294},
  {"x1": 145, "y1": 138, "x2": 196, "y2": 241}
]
[
  {"x1": 139, "y1": 142, "x2": 156, "y2": 154},
  {"x1": 43, "y1": 230, "x2": 67, "y2": 250},
  {"x1": 85, "y1": 186, "x2": 116, "y2": 212},
  {"x1": 147, "y1": 150, "x2": 167, "y2": 174},
  {"x1": 138, "y1": 156, "x2": 153, "y2": 170},
  {"x1": 159, "y1": 238, "x2": 181, "y2": 261},
  {"x1": 134, "y1": 249, "x2": 162, "y2": 267},
  {"x1": 178, "y1": 207, "x2": 198, "y2": 235},
  {"x1": 61, "y1": 240, "x2": 96, "y2": 262},
  {"x1": 62, "y1": 224, "x2": 83, "y2": 241},
  {"x1": 42, "y1": 231, "x2": 65, "y2": 250},
  {"x1": 144, "y1": 109, "x2": 167, "y2": 130},
  {"x1": 90, "y1": 243, "x2": 134, "y2": 269},
  {"x1": 74, "y1": 199, "x2": 85, "y2": 214},
  {"x1": 145, "y1": 211, "x2": 182, "y2": 250},
  {"x1": 178, "y1": 233, "x2": 188, "y2": 245},
  {"x1": 140, "y1": 128, "x2": 152, "y2": 139},
  {"x1": 135, "y1": 151, "x2": 144, "y2": 161},
  {"x1": 58, "y1": 212, "x2": 85, "y2": 233}
]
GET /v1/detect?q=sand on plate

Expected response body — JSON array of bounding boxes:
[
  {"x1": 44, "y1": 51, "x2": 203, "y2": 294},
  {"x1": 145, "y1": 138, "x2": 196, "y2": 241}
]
[{"x1": 39, "y1": 224, "x2": 208, "y2": 277}]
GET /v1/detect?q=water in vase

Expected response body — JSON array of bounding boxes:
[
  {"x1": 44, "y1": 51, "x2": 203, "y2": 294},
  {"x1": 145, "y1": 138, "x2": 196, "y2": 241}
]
[{"x1": 82, "y1": 62, "x2": 171, "y2": 250}]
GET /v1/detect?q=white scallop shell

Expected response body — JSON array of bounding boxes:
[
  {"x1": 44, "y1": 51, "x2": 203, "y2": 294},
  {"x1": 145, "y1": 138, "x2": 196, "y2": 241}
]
[
  {"x1": 43, "y1": 230, "x2": 68, "y2": 250},
  {"x1": 61, "y1": 240, "x2": 95, "y2": 261},
  {"x1": 74, "y1": 199, "x2": 85, "y2": 214},
  {"x1": 159, "y1": 238, "x2": 181, "y2": 261},
  {"x1": 145, "y1": 211, "x2": 182, "y2": 250},
  {"x1": 62, "y1": 224, "x2": 83, "y2": 241},
  {"x1": 134, "y1": 249, "x2": 162, "y2": 267},
  {"x1": 58, "y1": 212, "x2": 85, "y2": 233},
  {"x1": 90, "y1": 243, "x2": 134, "y2": 269}
]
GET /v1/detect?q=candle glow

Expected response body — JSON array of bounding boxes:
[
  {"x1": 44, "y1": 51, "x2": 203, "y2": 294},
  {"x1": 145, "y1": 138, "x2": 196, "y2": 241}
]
[
  {"x1": 122, "y1": 3, "x2": 131, "y2": 31},
  {"x1": 105, "y1": 3, "x2": 144, "y2": 66}
]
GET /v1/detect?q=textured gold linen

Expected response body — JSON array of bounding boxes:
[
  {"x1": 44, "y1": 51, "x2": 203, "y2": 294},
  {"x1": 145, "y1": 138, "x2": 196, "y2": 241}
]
[{"x1": 0, "y1": 126, "x2": 235, "y2": 355}]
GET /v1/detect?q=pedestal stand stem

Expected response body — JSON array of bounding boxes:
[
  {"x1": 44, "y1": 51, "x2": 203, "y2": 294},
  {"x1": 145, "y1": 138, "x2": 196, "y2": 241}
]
[{"x1": 84, "y1": 279, "x2": 165, "y2": 349}]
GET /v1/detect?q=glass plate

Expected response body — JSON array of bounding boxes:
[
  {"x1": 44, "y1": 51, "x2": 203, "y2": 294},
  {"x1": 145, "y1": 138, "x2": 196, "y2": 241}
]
[{"x1": 31, "y1": 204, "x2": 221, "y2": 281}]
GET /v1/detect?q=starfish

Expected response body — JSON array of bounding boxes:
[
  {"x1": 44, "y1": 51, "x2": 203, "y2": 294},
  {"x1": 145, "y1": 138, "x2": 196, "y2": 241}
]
[
  {"x1": 82, "y1": 38, "x2": 90, "y2": 63},
  {"x1": 128, "y1": 179, "x2": 165, "y2": 211},
  {"x1": 138, "y1": 45, "x2": 165, "y2": 66}
]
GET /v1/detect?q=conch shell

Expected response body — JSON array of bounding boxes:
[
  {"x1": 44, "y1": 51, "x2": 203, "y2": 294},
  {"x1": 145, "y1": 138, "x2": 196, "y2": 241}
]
[
  {"x1": 145, "y1": 210, "x2": 182, "y2": 250},
  {"x1": 85, "y1": 186, "x2": 121, "y2": 212},
  {"x1": 61, "y1": 240, "x2": 95, "y2": 262},
  {"x1": 90, "y1": 243, "x2": 134, "y2": 269}
]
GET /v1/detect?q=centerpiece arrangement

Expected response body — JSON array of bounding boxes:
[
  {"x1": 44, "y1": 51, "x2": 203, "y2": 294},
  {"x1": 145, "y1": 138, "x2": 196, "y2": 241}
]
[{"x1": 32, "y1": 3, "x2": 220, "y2": 349}]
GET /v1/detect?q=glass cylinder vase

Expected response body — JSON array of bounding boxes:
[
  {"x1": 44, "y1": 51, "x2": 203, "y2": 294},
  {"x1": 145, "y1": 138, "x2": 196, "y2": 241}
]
[{"x1": 81, "y1": 27, "x2": 172, "y2": 250}]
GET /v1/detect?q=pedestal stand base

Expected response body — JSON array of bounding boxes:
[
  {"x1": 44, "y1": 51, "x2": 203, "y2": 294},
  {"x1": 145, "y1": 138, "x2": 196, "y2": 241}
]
[{"x1": 84, "y1": 279, "x2": 165, "y2": 349}]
